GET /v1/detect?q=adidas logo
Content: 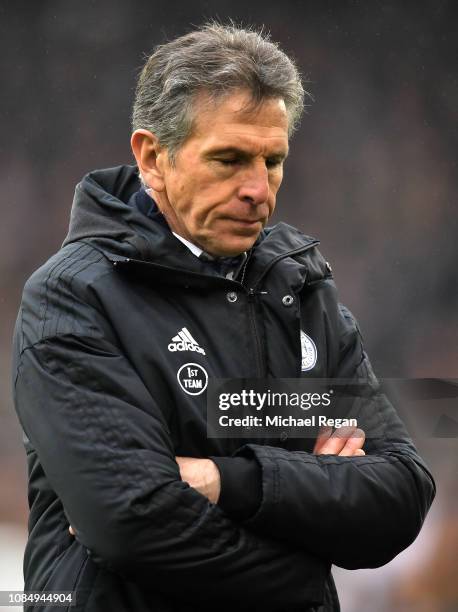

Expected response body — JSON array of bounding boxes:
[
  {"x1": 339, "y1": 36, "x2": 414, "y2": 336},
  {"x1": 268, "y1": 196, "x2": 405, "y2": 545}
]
[{"x1": 168, "y1": 327, "x2": 206, "y2": 355}]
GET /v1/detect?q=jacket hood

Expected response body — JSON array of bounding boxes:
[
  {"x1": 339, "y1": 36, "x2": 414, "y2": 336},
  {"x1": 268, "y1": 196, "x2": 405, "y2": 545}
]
[
  {"x1": 64, "y1": 165, "x2": 169, "y2": 258},
  {"x1": 63, "y1": 164, "x2": 328, "y2": 283}
]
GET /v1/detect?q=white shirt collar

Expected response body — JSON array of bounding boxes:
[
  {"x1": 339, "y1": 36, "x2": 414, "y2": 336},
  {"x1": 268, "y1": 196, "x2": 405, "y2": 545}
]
[
  {"x1": 172, "y1": 231, "x2": 247, "y2": 280},
  {"x1": 172, "y1": 232, "x2": 204, "y2": 258}
]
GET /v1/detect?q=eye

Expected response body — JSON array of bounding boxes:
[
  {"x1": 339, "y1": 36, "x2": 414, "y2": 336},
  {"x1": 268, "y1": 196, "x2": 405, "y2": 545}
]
[
  {"x1": 266, "y1": 158, "x2": 283, "y2": 169},
  {"x1": 216, "y1": 158, "x2": 240, "y2": 166}
]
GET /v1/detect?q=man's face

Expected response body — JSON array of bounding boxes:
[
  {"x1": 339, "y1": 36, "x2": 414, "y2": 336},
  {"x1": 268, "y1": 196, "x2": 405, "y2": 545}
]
[{"x1": 155, "y1": 90, "x2": 289, "y2": 256}]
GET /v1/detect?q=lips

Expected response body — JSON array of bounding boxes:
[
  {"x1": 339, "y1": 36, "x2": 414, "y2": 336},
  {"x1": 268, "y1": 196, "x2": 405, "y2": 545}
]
[{"x1": 226, "y1": 218, "x2": 263, "y2": 225}]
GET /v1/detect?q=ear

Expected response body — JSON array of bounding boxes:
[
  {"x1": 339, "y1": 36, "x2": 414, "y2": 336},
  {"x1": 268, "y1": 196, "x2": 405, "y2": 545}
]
[{"x1": 130, "y1": 129, "x2": 169, "y2": 191}]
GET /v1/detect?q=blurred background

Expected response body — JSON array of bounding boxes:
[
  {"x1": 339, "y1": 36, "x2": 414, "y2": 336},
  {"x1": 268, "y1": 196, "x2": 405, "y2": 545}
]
[{"x1": 0, "y1": 1, "x2": 456, "y2": 610}]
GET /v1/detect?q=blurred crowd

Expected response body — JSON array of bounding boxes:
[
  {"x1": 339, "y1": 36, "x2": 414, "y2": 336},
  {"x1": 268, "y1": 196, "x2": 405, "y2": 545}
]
[{"x1": 0, "y1": 2, "x2": 456, "y2": 610}]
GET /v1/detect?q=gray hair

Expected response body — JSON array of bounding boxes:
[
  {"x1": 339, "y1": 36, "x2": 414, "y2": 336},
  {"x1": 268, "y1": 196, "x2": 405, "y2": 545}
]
[{"x1": 132, "y1": 22, "x2": 308, "y2": 164}]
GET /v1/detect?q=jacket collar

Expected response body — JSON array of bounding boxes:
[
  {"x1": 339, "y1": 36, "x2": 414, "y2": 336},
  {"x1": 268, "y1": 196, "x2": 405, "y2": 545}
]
[{"x1": 63, "y1": 164, "x2": 323, "y2": 286}]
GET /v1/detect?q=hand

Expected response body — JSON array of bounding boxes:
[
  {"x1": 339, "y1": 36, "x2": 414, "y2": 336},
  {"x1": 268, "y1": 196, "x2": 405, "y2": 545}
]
[
  {"x1": 313, "y1": 425, "x2": 366, "y2": 456},
  {"x1": 175, "y1": 456, "x2": 221, "y2": 504}
]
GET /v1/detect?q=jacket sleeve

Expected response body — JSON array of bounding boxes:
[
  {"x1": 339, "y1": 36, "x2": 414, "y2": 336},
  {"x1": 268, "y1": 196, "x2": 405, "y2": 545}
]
[
  {"x1": 13, "y1": 293, "x2": 329, "y2": 610},
  {"x1": 218, "y1": 304, "x2": 436, "y2": 570},
  {"x1": 210, "y1": 455, "x2": 262, "y2": 520}
]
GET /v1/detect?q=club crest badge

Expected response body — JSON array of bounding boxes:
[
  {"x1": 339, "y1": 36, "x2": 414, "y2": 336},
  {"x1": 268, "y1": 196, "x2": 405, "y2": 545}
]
[{"x1": 300, "y1": 330, "x2": 317, "y2": 372}]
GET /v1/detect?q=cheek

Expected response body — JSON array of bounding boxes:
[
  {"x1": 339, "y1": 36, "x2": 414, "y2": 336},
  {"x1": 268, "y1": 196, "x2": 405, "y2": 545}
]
[
  {"x1": 177, "y1": 182, "x2": 221, "y2": 228},
  {"x1": 190, "y1": 178, "x2": 234, "y2": 218},
  {"x1": 268, "y1": 172, "x2": 283, "y2": 207},
  {"x1": 272, "y1": 168, "x2": 284, "y2": 190},
  {"x1": 267, "y1": 195, "x2": 277, "y2": 218},
  {"x1": 169, "y1": 177, "x2": 200, "y2": 216}
]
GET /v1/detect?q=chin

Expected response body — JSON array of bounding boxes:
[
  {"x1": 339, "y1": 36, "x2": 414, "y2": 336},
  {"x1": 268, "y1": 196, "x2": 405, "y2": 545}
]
[
  {"x1": 199, "y1": 224, "x2": 262, "y2": 257},
  {"x1": 211, "y1": 236, "x2": 258, "y2": 257}
]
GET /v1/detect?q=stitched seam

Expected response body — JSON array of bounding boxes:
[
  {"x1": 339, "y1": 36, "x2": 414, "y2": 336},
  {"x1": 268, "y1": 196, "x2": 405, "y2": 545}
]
[{"x1": 14, "y1": 333, "x2": 119, "y2": 390}]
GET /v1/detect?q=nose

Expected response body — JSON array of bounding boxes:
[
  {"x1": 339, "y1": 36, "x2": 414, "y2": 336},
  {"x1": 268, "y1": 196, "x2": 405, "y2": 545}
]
[{"x1": 237, "y1": 163, "x2": 269, "y2": 205}]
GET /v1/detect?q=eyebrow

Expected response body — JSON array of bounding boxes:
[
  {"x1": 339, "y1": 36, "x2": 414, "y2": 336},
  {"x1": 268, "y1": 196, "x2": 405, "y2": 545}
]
[{"x1": 204, "y1": 146, "x2": 289, "y2": 161}]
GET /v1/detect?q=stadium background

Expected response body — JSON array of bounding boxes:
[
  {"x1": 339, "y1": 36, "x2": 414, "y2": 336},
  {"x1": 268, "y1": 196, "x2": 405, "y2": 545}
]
[{"x1": 1, "y1": 1, "x2": 456, "y2": 610}]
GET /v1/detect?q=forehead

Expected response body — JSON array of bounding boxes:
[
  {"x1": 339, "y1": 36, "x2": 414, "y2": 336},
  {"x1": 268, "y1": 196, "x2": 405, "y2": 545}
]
[{"x1": 189, "y1": 90, "x2": 289, "y2": 153}]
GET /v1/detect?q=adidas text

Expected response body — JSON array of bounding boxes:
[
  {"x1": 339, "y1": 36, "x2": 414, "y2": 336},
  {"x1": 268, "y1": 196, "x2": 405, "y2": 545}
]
[{"x1": 168, "y1": 327, "x2": 206, "y2": 355}]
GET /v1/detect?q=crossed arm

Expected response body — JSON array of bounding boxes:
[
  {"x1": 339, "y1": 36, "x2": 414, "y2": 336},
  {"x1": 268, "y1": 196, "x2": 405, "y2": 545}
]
[
  {"x1": 175, "y1": 425, "x2": 366, "y2": 504},
  {"x1": 67, "y1": 408, "x2": 433, "y2": 572},
  {"x1": 67, "y1": 426, "x2": 364, "y2": 532},
  {"x1": 55, "y1": 338, "x2": 433, "y2": 573}
]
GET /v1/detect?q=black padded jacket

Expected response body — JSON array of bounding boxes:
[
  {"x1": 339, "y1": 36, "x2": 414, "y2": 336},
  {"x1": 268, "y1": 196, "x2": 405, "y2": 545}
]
[{"x1": 12, "y1": 165, "x2": 436, "y2": 612}]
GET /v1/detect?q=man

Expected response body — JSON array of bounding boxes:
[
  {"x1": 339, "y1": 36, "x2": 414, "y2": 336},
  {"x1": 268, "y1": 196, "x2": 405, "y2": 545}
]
[{"x1": 12, "y1": 23, "x2": 435, "y2": 612}]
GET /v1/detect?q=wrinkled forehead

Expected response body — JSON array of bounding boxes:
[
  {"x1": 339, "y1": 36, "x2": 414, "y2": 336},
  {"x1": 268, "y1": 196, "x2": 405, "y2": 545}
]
[{"x1": 188, "y1": 89, "x2": 289, "y2": 149}]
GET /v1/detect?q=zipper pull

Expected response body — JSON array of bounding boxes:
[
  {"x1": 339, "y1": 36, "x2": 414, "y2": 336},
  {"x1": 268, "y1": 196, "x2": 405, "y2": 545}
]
[{"x1": 248, "y1": 288, "x2": 256, "y2": 301}]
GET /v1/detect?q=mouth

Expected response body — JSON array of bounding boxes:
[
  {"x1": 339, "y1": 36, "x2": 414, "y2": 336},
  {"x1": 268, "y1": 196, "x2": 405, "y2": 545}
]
[{"x1": 225, "y1": 218, "x2": 263, "y2": 227}]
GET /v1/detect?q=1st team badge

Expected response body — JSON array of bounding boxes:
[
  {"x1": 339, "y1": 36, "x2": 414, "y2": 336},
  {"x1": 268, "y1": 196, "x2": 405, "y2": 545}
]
[{"x1": 177, "y1": 363, "x2": 208, "y2": 395}]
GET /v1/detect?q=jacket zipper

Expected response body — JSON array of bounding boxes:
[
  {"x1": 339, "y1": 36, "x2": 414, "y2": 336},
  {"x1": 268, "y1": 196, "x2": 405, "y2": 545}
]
[
  {"x1": 243, "y1": 241, "x2": 319, "y2": 379},
  {"x1": 247, "y1": 288, "x2": 264, "y2": 377}
]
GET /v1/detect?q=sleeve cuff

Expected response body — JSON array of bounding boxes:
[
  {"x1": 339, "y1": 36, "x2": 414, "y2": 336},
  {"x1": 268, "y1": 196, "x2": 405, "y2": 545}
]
[{"x1": 210, "y1": 455, "x2": 262, "y2": 521}]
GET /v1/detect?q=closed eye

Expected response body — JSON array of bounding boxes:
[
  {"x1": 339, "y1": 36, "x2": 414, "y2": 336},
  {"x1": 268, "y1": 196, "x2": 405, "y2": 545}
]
[
  {"x1": 216, "y1": 157, "x2": 284, "y2": 168},
  {"x1": 265, "y1": 158, "x2": 284, "y2": 168},
  {"x1": 217, "y1": 158, "x2": 240, "y2": 166}
]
